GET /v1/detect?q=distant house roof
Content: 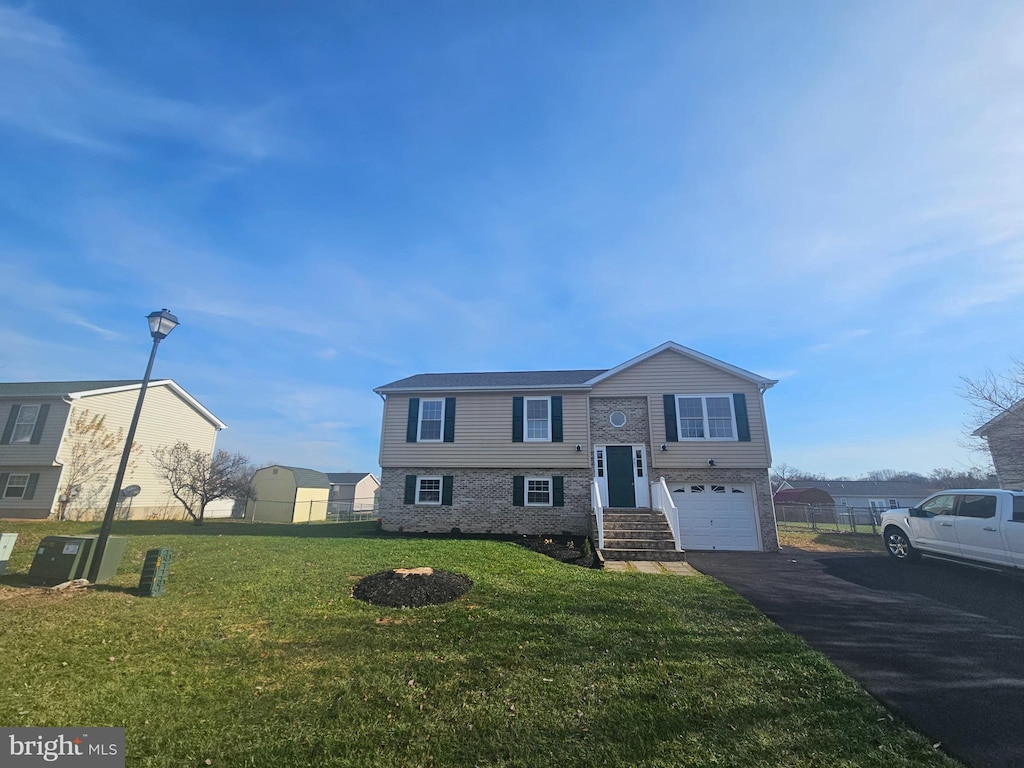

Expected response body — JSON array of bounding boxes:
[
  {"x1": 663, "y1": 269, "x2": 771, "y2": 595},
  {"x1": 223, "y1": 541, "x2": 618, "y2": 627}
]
[
  {"x1": 327, "y1": 472, "x2": 379, "y2": 486},
  {"x1": 784, "y1": 480, "x2": 937, "y2": 498},
  {"x1": 374, "y1": 341, "x2": 777, "y2": 394},
  {"x1": 972, "y1": 399, "x2": 1024, "y2": 437},
  {"x1": 0, "y1": 379, "x2": 227, "y2": 430},
  {"x1": 774, "y1": 488, "x2": 835, "y2": 505},
  {"x1": 262, "y1": 465, "x2": 330, "y2": 489}
]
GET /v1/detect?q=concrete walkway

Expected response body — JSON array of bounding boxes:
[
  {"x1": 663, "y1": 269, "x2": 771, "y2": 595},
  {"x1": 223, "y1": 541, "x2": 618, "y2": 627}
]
[{"x1": 602, "y1": 560, "x2": 700, "y2": 575}]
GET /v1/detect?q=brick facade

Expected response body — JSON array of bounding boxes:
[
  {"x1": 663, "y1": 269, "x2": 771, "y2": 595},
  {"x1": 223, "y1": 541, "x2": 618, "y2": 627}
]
[
  {"x1": 589, "y1": 397, "x2": 651, "y2": 453},
  {"x1": 380, "y1": 467, "x2": 593, "y2": 535}
]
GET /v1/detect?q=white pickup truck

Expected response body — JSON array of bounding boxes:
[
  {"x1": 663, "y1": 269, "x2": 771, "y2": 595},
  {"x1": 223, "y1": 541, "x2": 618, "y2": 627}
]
[{"x1": 881, "y1": 489, "x2": 1024, "y2": 568}]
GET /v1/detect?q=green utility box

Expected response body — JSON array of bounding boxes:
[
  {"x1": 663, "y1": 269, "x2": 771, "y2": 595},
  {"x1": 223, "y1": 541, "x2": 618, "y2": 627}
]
[
  {"x1": 0, "y1": 533, "x2": 17, "y2": 576},
  {"x1": 27, "y1": 535, "x2": 127, "y2": 586},
  {"x1": 138, "y1": 548, "x2": 172, "y2": 597}
]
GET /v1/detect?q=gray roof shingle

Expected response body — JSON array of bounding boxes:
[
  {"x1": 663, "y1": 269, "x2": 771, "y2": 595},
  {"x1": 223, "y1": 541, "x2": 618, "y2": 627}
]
[
  {"x1": 375, "y1": 369, "x2": 607, "y2": 393},
  {"x1": 327, "y1": 472, "x2": 377, "y2": 485},
  {"x1": 0, "y1": 380, "x2": 144, "y2": 398},
  {"x1": 270, "y1": 466, "x2": 330, "y2": 489}
]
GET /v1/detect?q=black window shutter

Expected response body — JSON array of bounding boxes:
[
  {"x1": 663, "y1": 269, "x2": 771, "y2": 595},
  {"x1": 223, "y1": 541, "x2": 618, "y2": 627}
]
[
  {"x1": 24, "y1": 473, "x2": 39, "y2": 500},
  {"x1": 512, "y1": 397, "x2": 524, "y2": 442},
  {"x1": 30, "y1": 404, "x2": 50, "y2": 445},
  {"x1": 0, "y1": 473, "x2": 8, "y2": 496},
  {"x1": 551, "y1": 396, "x2": 563, "y2": 442},
  {"x1": 441, "y1": 475, "x2": 453, "y2": 506},
  {"x1": 443, "y1": 398, "x2": 456, "y2": 443},
  {"x1": 406, "y1": 398, "x2": 420, "y2": 443},
  {"x1": 404, "y1": 474, "x2": 417, "y2": 504},
  {"x1": 552, "y1": 476, "x2": 564, "y2": 507},
  {"x1": 733, "y1": 393, "x2": 751, "y2": 442},
  {"x1": 1, "y1": 406, "x2": 19, "y2": 445},
  {"x1": 512, "y1": 475, "x2": 524, "y2": 506},
  {"x1": 663, "y1": 395, "x2": 678, "y2": 442}
]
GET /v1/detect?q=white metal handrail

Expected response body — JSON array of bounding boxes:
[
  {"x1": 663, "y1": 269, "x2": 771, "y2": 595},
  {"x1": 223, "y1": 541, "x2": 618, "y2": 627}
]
[
  {"x1": 591, "y1": 478, "x2": 606, "y2": 550},
  {"x1": 651, "y1": 476, "x2": 681, "y2": 551}
]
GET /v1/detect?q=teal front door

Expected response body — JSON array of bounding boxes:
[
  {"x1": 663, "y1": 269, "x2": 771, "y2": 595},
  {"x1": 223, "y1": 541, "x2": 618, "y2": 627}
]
[{"x1": 606, "y1": 446, "x2": 636, "y2": 507}]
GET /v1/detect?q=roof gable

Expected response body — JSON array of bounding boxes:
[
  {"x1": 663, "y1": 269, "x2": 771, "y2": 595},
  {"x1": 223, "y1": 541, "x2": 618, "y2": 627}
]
[
  {"x1": 0, "y1": 379, "x2": 226, "y2": 430},
  {"x1": 585, "y1": 342, "x2": 777, "y2": 390},
  {"x1": 972, "y1": 399, "x2": 1024, "y2": 437},
  {"x1": 261, "y1": 465, "x2": 330, "y2": 489}
]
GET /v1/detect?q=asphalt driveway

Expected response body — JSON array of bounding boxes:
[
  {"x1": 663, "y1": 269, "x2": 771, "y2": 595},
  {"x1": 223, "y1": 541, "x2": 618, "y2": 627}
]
[{"x1": 687, "y1": 549, "x2": 1024, "y2": 768}]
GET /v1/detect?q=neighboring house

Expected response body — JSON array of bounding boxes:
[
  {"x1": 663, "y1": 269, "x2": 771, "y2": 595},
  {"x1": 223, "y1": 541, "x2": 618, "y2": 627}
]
[
  {"x1": 327, "y1": 472, "x2": 380, "y2": 514},
  {"x1": 973, "y1": 404, "x2": 1024, "y2": 490},
  {"x1": 0, "y1": 380, "x2": 226, "y2": 520},
  {"x1": 773, "y1": 487, "x2": 835, "y2": 507},
  {"x1": 373, "y1": 341, "x2": 780, "y2": 552},
  {"x1": 777, "y1": 480, "x2": 938, "y2": 513},
  {"x1": 248, "y1": 465, "x2": 330, "y2": 523}
]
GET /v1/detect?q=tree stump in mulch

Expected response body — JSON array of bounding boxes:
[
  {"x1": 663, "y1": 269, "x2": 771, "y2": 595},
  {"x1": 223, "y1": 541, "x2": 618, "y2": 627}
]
[{"x1": 351, "y1": 567, "x2": 472, "y2": 608}]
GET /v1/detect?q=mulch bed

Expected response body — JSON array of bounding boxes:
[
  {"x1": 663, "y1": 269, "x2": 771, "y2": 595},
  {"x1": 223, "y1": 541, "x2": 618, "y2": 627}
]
[
  {"x1": 351, "y1": 567, "x2": 472, "y2": 608},
  {"x1": 519, "y1": 536, "x2": 596, "y2": 568}
]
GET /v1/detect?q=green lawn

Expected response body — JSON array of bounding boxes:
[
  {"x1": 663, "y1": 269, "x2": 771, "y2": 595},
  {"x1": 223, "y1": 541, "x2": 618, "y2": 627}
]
[
  {"x1": 778, "y1": 529, "x2": 886, "y2": 553},
  {"x1": 0, "y1": 521, "x2": 952, "y2": 767}
]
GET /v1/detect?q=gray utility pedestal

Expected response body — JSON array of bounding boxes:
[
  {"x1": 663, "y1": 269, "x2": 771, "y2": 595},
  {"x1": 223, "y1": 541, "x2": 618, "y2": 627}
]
[
  {"x1": 27, "y1": 535, "x2": 127, "y2": 586},
  {"x1": 0, "y1": 533, "x2": 17, "y2": 576}
]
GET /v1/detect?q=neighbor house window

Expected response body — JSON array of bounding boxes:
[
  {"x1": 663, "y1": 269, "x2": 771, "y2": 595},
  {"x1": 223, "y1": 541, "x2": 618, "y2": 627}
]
[
  {"x1": 888, "y1": 499, "x2": 899, "y2": 509},
  {"x1": 526, "y1": 478, "x2": 552, "y2": 506},
  {"x1": 675, "y1": 395, "x2": 736, "y2": 440},
  {"x1": 4, "y1": 474, "x2": 29, "y2": 499},
  {"x1": 417, "y1": 399, "x2": 444, "y2": 442},
  {"x1": 525, "y1": 397, "x2": 550, "y2": 441},
  {"x1": 11, "y1": 405, "x2": 40, "y2": 444},
  {"x1": 416, "y1": 477, "x2": 442, "y2": 505}
]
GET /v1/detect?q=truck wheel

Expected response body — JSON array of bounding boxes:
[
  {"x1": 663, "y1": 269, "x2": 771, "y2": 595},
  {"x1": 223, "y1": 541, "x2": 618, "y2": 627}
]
[{"x1": 885, "y1": 528, "x2": 920, "y2": 562}]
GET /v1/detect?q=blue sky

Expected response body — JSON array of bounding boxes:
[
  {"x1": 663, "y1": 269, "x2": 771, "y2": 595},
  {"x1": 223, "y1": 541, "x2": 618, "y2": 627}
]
[{"x1": 1, "y1": 1, "x2": 1021, "y2": 477}]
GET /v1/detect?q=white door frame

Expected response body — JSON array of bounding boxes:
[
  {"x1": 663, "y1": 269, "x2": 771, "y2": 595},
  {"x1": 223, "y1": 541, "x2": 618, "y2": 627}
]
[{"x1": 594, "y1": 444, "x2": 649, "y2": 508}]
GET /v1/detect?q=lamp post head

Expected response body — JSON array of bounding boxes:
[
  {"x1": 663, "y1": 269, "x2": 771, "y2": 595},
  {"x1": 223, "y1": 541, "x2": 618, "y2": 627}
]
[{"x1": 147, "y1": 309, "x2": 179, "y2": 340}]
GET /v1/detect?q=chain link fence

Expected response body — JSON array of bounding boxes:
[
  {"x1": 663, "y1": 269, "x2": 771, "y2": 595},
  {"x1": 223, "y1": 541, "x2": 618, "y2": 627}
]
[
  {"x1": 775, "y1": 502, "x2": 880, "y2": 535},
  {"x1": 244, "y1": 495, "x2": 380, "y2": 524}
]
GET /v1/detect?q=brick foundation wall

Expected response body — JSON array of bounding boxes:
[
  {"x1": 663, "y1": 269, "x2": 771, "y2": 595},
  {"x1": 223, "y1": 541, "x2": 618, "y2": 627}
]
[
  {"x1": 380, "y1": 467, "x2": 593, "y2": 535},
  {"x1": 652, "y1": 467, "x2": 779, "y2": 551}
]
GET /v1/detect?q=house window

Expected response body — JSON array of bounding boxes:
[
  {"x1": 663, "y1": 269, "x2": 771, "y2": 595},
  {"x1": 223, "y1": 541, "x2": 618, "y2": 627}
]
[
  {"x1": 609, "y1": 410, "x2": 627, "y2": 428},
  {"x1": 418, "y1": 399, "x2": 444, "y2": 442},
  {"x1": 596, "y1": 449, "x2": 604, "y2": 478},
  {"x1": 11, "y1": 405, "x2": 40, "y2": 444},
  {"x1": 888, "y1": 499, "x2": 899, "y2": 509},
  {"x1": 4, "y1": 474, "x2": 29, "y2": 499},
  {"x1": 676, "y1": 395, "x2": 736, "y2": 441},
  {"x1": 416, "y1": 477, "x2": 442, "y2": 505},
  {"x1": 635, "y1": 448, "x2": 644, "y2": 478},
  {"x1": 526, "y1": 477, "x2": 552, "y2": 506},
  {"x1": 525, "y1": 397, "x2": 550, "y2": 441}
]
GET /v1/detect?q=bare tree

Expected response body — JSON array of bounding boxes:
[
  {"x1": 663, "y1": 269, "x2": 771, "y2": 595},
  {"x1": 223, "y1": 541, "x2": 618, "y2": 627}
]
[
  {"x1": 152, "y1": 442, "x2": 255, "y2": 525},
  {"x1": 861, "y1": 469, "x2": 928, "y2": 482},
  {"x1": 961, "y1": 361, "x2": 1024, "y2": 439},
  {"x1": 929, "y1": 467, "x2": 998, "y2": 488},
  {"x1": 55, "y1": 410, "x2": 136, "y2": 521}
]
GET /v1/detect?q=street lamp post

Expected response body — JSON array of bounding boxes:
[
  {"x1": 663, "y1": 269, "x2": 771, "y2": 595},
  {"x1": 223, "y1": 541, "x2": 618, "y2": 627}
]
[{"x1": 87, "y1": 309, "x2": 179, "y2": 583}]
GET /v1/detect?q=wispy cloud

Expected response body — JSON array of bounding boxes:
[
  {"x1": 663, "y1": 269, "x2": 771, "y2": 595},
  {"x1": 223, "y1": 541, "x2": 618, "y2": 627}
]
[{"x1": 0, "y1": 6, "x2": 281, "y2": 158}]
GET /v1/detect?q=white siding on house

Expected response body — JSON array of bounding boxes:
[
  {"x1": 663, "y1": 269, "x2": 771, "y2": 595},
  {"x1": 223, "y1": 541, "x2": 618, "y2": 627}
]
[
  {"x1": 591, "y1": 350, "x2": 771, "y2": 470},
  {"x1": 380, "y1": 391, "x2": 591, "y2": 469}
]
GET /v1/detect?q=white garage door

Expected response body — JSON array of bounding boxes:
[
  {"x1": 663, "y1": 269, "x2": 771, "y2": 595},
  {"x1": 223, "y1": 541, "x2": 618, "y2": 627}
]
[{"x1": 671, "y1": 483, "x2": 759, "y2": 551}]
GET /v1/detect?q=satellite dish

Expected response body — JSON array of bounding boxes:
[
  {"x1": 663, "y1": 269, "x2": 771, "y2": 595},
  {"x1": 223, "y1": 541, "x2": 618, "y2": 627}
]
[{"x1": 119, "y1": 485, "x2": 142, "y2": 499}]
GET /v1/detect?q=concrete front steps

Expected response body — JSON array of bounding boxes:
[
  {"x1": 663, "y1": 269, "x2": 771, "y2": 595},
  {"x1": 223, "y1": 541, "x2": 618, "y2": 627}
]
[{"x1": 600, "y1": 507, "x2": 687, "y2": 562}]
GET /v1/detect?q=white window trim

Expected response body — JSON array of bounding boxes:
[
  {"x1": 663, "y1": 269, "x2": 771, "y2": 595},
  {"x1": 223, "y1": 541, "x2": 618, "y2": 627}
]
[
  {"x1": 415, "y1": 476, "x2": 443, "y2": 505},
  {"x1": 524, "y1": 396, "x2": 552, "y2": 442},
  {"x1": 11, "y1": 405, "x2": 40, "y2": 444},
  {"x1": 525, "y1": 476, "x2": 553, "y2": 507},
  {"x1": 4, "y1": 473, "x2": 29, "y2": 499},
  {"x1": 417, "y1": 399, "x2": 445, "y2": 443},
  {"x1": 675, "y1": 394, "x2": 738, "y2": 441}
]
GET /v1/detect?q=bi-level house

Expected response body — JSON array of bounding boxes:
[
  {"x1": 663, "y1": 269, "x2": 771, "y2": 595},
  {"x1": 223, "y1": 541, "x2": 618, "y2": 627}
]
[
  {"x1": 374, "y1": 342, "x2": 780, "y2": 556},
  {"x1": 0, "y1": 380, "x2": 226, "y2": 520}
]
